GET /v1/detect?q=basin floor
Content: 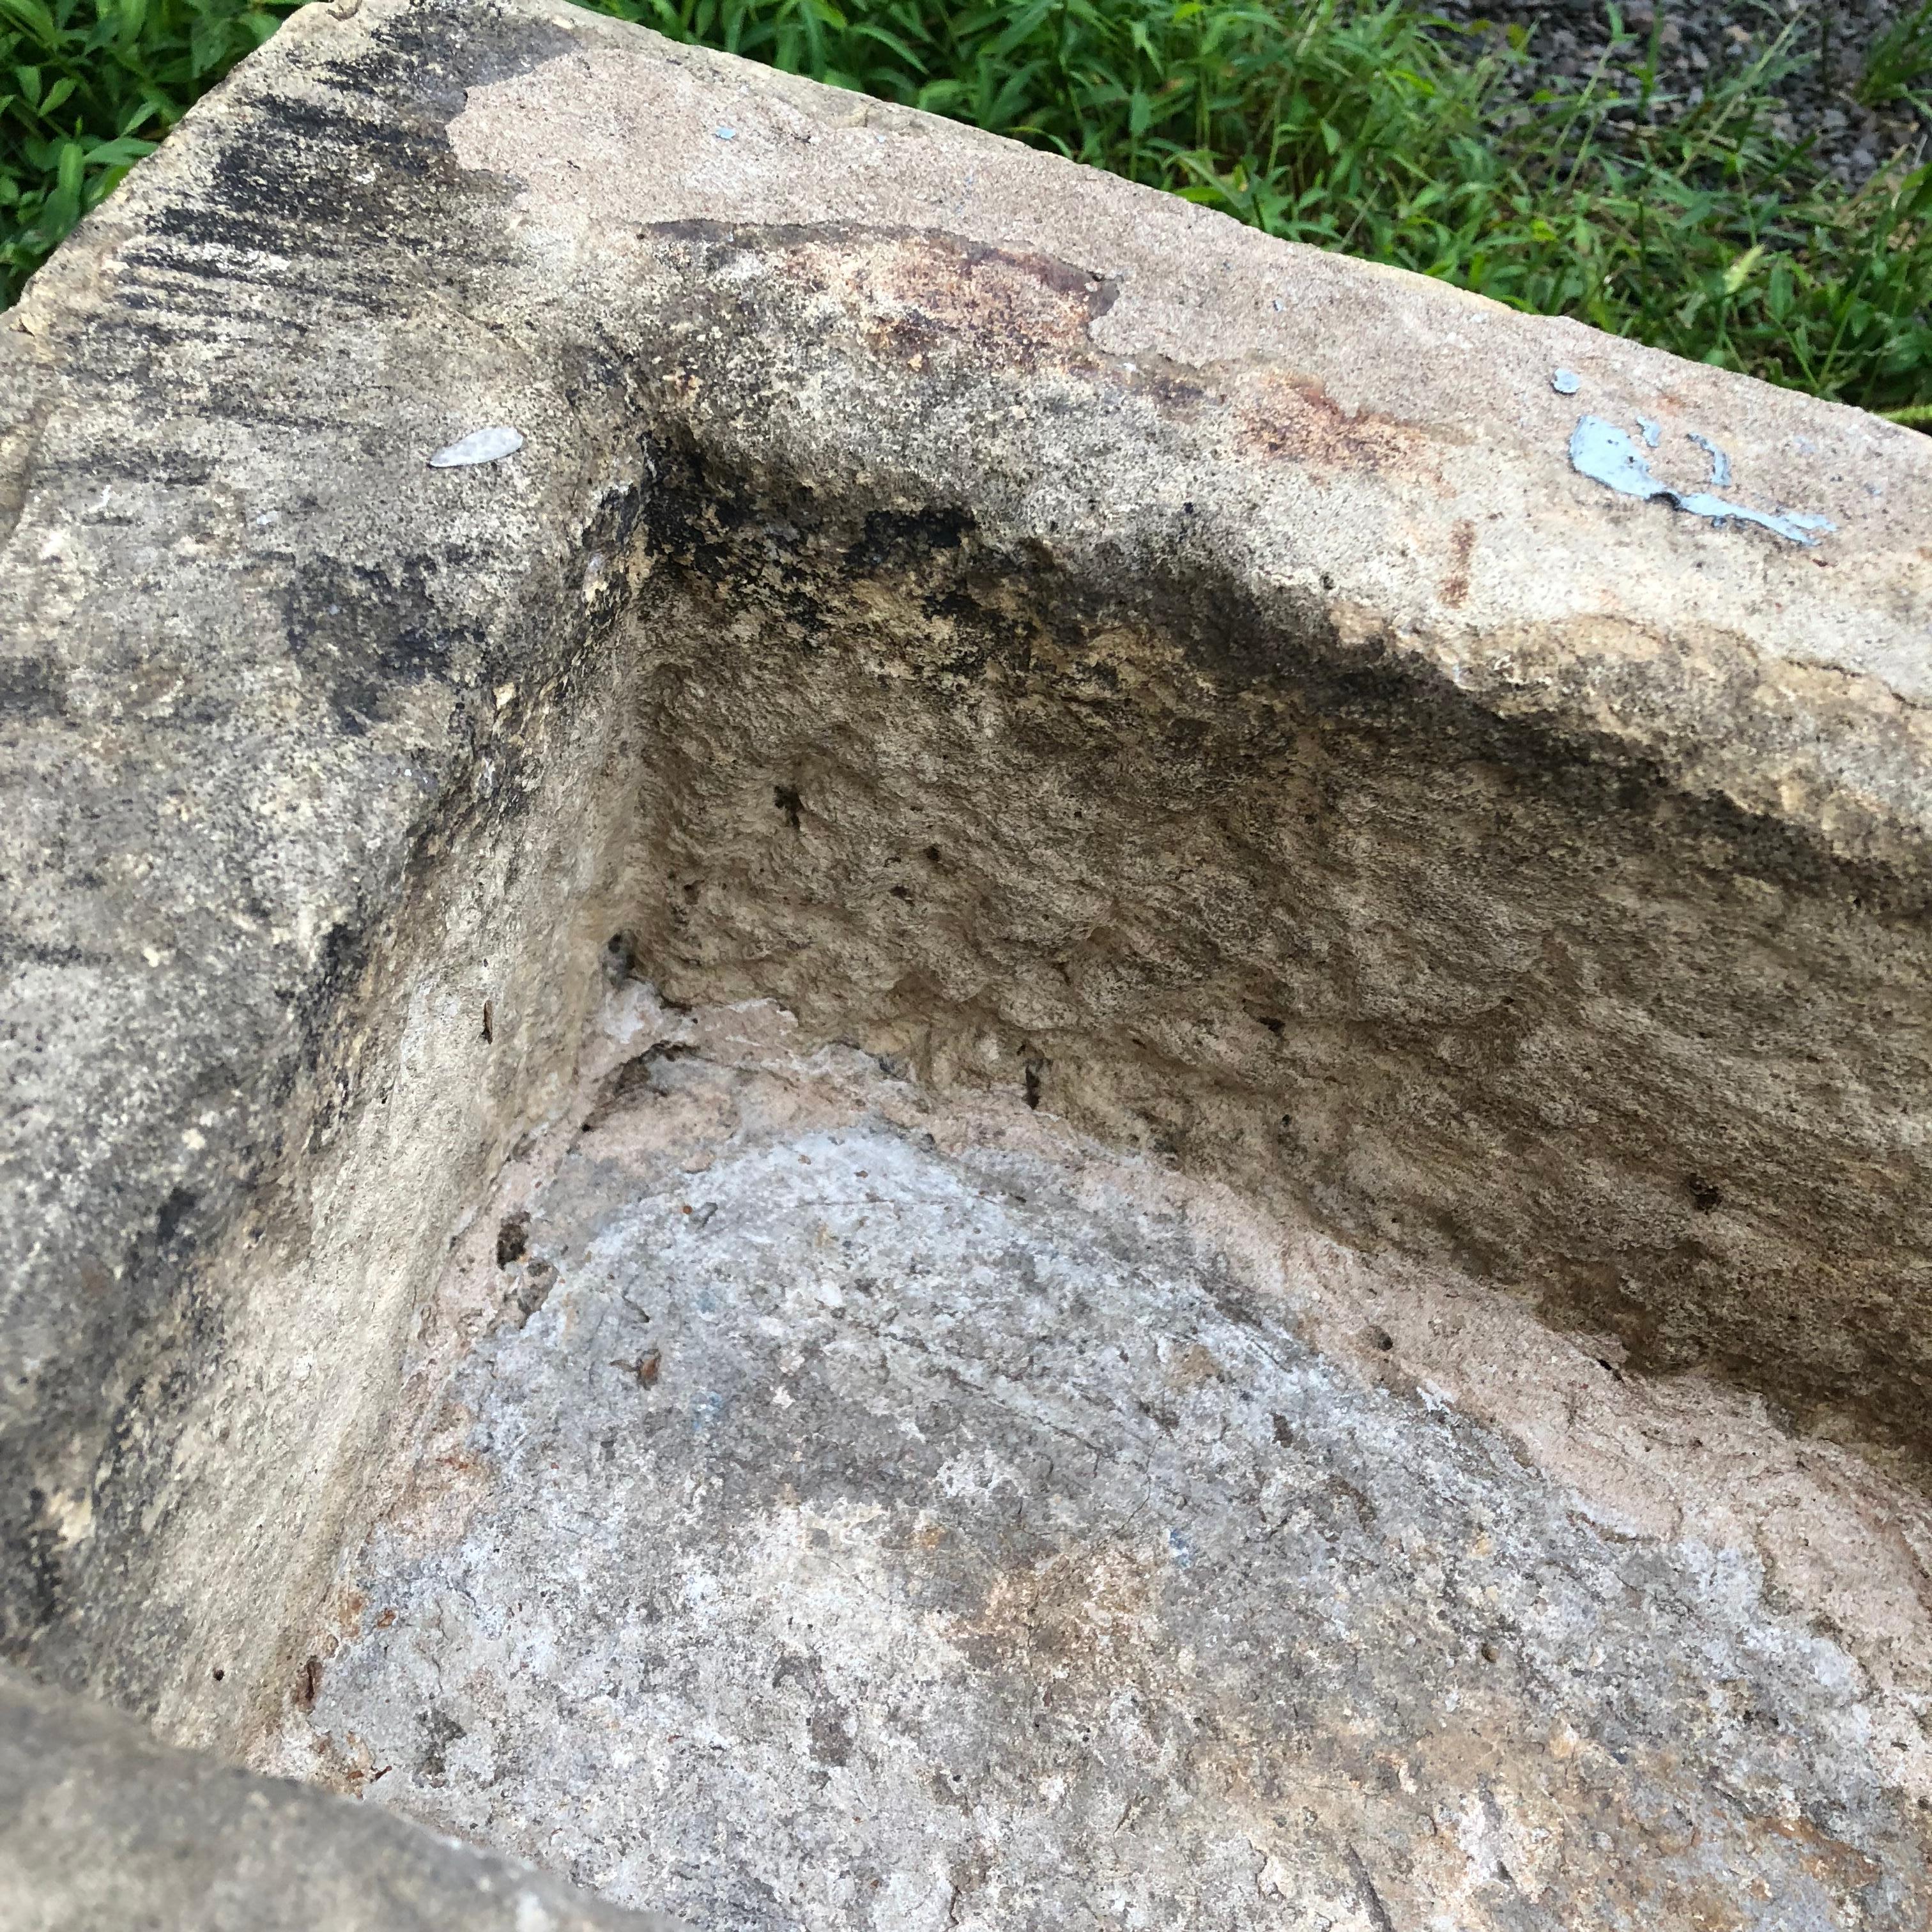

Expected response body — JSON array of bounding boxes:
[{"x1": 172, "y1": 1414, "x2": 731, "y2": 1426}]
[{"x1": 276, "y1": 1008, "x2": 1932, "y2": 1931}]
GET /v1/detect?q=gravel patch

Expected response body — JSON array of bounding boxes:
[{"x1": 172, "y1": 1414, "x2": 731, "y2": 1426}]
[{"x1": 1429, "y1": 0, "x2": 1931, "y2": 185}]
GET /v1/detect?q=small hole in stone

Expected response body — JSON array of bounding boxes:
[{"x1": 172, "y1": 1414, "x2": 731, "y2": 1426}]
[
  {"x1": 603, "y1": 932, "x2": 641, "y2": 982},
  {"x1": 496, "y1": 1213, "x2": 530, "y2": 1267}
]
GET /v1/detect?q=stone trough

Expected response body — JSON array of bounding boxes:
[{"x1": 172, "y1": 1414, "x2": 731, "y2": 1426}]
[{"x1": 3, "y1": 1, "x2": 1931, "y2": 1924}]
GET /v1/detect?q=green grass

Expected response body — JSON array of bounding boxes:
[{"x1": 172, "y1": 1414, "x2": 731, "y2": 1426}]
[
  {"x1": 3, "y1": 0, "x2": 1929, "y2": 424},
  {"x1": 1859, "y1": 0, "x2": 1932, "y2": 112},
  {"x1": 0, "y1": 0, "x2": 300, "y2": 295}
]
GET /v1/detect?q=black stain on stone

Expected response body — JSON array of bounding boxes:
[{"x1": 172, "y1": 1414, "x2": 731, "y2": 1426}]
[
  {"x1": 2, "y1": 1491, "x2": 66, "y2": 1656},
  {"x1": 0, "y1": 656, "x2": 65, "y2": 718},
  {"x1": 847, "y1": 504, "x2": 974, "y2": 575},
  {"x1": 281, "y1": 556, "x2": 464, "y2": 740},
  {"x1": 1023, "y1": 1054, "x2": 1045, "y2": 1110},
  {"x1": 772, "y1": 1650, "x2": 854, "y2": 1765},
  {"x1": 417, "y1": 1705, "x2": 467, "y2": 1783},
  {"x1": 808, "y1": 1696, "x2": 855, "y2": 1766},
  {"x1": 152, "y1": 1186, "x2": 198, "y2": 1258}
]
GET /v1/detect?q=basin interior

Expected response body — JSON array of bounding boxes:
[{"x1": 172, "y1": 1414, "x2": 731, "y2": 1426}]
[
  {"x1": 10, "y1": 9, "x2": 1932, "y2": 1918},
  {"x1": 173, "y1": 458, "x2": 1932, "y2": 1931},
  {"x1": 254, "y1": 990, "x2": 1932, "y2": 1932},
  {"x1": 28, "y1": 438, "x2": 1930, "y2": 1926}
]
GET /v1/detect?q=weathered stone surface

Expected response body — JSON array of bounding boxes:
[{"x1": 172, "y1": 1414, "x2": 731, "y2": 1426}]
[
  {"x1": 2, "y1": 0, "x2": 1931, "y2": 1920},
  {"x1": 264, "y1": 995, "x2": 1932, "y2": 1931},
  {"x1": 0, "y1": 1660, "x2": 682, "y2": 1930}
]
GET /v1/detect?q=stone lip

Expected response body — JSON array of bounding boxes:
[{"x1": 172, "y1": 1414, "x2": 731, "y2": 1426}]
[
  {"x1": 0, "y1": 1661, "x2": 684, "y2": 1931},
  {"x1": 0, "y1": 0, "x2": 1929, "y2": 1917}
]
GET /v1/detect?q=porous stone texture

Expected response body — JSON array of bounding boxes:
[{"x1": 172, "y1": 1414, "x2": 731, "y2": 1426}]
[
  {"x1": 3, "y1": 0, "x2": 1932, "y2": 1921},
  {"x1": 270, "y1": 997, "x2": 1932, "y2": 1931},
  {"x1": 0, "y1": 1660, "x2": 681, "y2": 1932}
]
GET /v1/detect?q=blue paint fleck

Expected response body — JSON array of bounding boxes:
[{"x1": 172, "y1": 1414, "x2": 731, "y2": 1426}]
[
  {"x1": 1551, "y1": 369, "x2": 1582, "y2": 395},
  {"x1": 1167, "y1": 1528, "x2": 1195, "y2": 1570},
  {"x1": 1567, "y1": 416, "x2": 1834, "y2": 546},
  {"x1": 1636, "y1": 417, "x2": 1662, "y2": 448},
  {"x1": 1686, "y1": 432, "x2": 1733, "y2": 487},
  {"x1": 714, "y1": 125, "x2": 737, "y2": 140}
]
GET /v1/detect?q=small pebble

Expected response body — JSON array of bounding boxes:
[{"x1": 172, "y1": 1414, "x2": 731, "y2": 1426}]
[{"x1": 427, "y1": 425, "x2": 523, "y2": 468}]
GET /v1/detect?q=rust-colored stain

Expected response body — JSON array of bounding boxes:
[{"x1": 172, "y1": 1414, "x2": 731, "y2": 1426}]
[
  {"x1": 1442, "y1": 519, "x2": 1475, "y2": 608},
  {"x1": 1763, "y1": 1813, "x2": 1886, "y2": 1890},
  {"x1": 295, "y1": 1653, "x2": 323, "y2": 1710},
  {"x1": 1169, "y1": 1341, "x2": 1223, "y2": 1390},
  {"x1": 835, "y1": 234, "x2": 1111, "y2": 372},
  {"x1": 645, "y1": 220, "x2": 1110, "y2": 374},
  {"x1": 646, "y1": 220, "x2": 1445, "y2": 484},
  {"x1": 1233, "y1": 369, "x2": 1419, "y2": 473},
  {"x1": 959, "y1": 1541, "x2": 1162, "y2": 1681}
]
